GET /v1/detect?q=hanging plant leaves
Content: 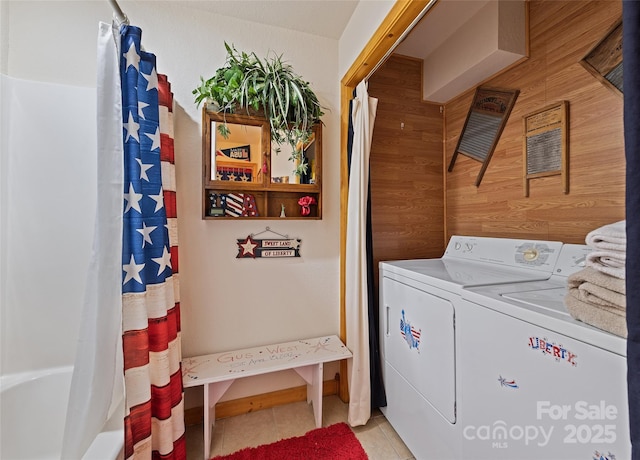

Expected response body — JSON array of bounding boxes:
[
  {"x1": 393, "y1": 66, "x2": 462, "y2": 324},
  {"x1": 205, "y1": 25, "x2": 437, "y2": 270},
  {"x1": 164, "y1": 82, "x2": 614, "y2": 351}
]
[{"x1": 193, "y1": 43, "x2": 324, "y2": 176}]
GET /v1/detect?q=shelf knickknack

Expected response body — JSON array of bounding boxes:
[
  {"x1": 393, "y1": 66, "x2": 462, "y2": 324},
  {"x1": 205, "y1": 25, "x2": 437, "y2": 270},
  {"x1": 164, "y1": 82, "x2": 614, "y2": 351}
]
[
  {"x1": 523, "y1": 101, "x2": 569, "y2": 197},
  {"x1": 448, "y1": 86, "x2": 520, "y2": 186},
  {"x1": 193, "y1": 42, "x2": 324, "y2": 178}
]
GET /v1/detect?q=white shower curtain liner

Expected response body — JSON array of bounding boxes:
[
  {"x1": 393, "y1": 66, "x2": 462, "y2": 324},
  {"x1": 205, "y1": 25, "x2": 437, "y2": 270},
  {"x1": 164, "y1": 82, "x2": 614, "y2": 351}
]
[
  {"x1": 346, "y1": 80, "x2": 378, "y2": 426},
  {"x1": 62, "y1": 21, "x2": 124, "y2": 459}
]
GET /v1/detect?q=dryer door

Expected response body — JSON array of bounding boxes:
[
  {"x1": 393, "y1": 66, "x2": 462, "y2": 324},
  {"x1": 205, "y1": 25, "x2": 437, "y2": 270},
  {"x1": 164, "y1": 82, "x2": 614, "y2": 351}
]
[{"x1": 381, "y1": 276, "x2": 456, "y2": 423}]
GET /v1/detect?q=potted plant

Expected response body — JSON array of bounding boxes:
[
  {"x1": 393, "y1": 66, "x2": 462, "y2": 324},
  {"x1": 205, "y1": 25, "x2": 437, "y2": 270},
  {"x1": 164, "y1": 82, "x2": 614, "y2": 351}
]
[{"x1": 193, "y1": 43, "x2": 324, "y2": 177}]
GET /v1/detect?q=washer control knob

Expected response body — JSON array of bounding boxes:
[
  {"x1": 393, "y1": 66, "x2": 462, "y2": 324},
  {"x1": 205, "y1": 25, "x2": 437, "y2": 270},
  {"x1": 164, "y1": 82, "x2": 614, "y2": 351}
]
[
  {"x1": 523, "y1": 248, "x2": 539, "y2": 261},
  {"x1": 465, "y1": 243, "x2": 473, "y2": 251},
  {"x1": 454, "y1": 242, "x2": 461, "y2": 250}
]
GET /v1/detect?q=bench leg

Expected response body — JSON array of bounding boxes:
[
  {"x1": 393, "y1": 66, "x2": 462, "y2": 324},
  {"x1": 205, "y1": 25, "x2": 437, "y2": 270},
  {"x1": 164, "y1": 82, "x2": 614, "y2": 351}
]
[
  {"x1": 293, "y1": 363, "x2": 324, "y2": 428},
  {"x1": 203, "y1": 380, "x2": 235, "y2": 460}
]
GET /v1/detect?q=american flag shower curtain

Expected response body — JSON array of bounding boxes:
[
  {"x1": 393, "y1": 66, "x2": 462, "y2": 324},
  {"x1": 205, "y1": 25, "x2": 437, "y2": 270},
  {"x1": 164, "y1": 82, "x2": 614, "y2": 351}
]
[{"x1": 120, "y1": 25, "x2": 186, "y2": 459}]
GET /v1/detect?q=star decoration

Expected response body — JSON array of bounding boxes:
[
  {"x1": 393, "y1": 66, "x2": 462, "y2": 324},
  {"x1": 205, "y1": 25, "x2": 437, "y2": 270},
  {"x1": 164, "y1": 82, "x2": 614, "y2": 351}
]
[
  {"x1": 123, "y1": 254, "x2": 145, "y2": 285},
  {"x1": 136, "y1": 222, "x2": 157, "y2": 248},
  {"x1": 227, "y1": 172, "x2": 237, "y2": 181},
  {"x1": 123, "y1": 111, "x2": 140, "y2": 143},
  {"x1": 152, "y1": 246, "x2": 173, "y2": 276},
  {"x1": 124, "y1": 182, "x2": 143, "y2": 214},
  {"x1": 241, "y1": 173, "x2": 250, "y2": 182},
  {"x1": 141, "y1": 67, "x2": 159, "y2": 92},
  {"x1": 145, "y1": 127, "x2": 161, "y2": 152},
  {"x1": 123, "y1": 41, "x2": 140, "y2": 71},
  {"x1": 138, "y1": 101, "x2": 149, "y2": 120},
  {"x1": 149, "y1": 187, "x2": 165, "y2": 212},
  {"x1": 135, "y1": 158, "x2": 153, "y2": 181},
  {"x1": 238, "y1": 236, "x2": 258, "y2": 258},
  {"x1": 181, "y1": 357, "x2": 210, "y2": 379},
  {"x1": 311, "y1": 340, "x2": 331, "y2": 353},
  {"x1": 216, "y1": 171, "x2": 223, "y2": 180}
]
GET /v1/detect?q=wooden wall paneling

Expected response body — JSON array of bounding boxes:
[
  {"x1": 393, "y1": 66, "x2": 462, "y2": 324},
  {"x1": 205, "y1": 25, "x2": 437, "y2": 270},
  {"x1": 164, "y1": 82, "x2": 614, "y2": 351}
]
[
  {"x1": 444, "y1": 0, "x2": 624, "y2": 244},
  {"x1": 368, "y1": 55, "x2": 444, "y2": 292}
]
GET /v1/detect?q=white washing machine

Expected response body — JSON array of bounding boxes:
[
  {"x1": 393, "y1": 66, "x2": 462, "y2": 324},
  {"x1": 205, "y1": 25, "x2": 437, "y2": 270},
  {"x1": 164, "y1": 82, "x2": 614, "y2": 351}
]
[
  {"x1": 379, "y1": 236, "x2": 563, "y2": 460},
  {"x1": 458, "y1": 244, "x2": 629, "y2": 460}
]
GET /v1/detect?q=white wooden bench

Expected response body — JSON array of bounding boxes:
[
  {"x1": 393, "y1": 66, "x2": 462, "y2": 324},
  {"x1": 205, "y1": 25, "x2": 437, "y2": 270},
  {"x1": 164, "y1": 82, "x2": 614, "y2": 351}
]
[{"x1": 182, "y1": 335, "x2": 352, "y2": 459}]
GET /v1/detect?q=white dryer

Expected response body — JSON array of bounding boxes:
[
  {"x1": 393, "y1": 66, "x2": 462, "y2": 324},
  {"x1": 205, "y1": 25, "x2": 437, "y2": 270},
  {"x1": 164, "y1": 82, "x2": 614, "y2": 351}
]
[
  {"x1": 458, "y1": 244, "x2": 629, "y2": 460},
  {"x1": 379, "y1": 236, "x2": 563, "y2": 460}
]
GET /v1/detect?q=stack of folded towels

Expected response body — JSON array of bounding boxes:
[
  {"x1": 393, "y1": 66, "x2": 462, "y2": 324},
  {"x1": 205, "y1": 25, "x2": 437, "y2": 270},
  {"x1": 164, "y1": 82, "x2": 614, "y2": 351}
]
[{"x1": 565, "y1": 220, "x2": 627, "y2": 338}]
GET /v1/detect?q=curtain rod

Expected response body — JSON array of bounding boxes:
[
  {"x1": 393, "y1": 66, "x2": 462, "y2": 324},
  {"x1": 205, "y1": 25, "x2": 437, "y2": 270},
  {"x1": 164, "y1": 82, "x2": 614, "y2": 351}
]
[
  {"x1": 108, "y1": 0, "x2": 129, "y2": 25},
  {"x1": 364, "y1": 0, "x2": 438, "y2": 82}
]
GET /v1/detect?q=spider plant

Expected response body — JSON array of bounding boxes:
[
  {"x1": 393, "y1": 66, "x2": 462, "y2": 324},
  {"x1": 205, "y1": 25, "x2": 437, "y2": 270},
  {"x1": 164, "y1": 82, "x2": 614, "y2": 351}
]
[{"x1": 193, "y1": 43, "x2": 324, "y2": 176}]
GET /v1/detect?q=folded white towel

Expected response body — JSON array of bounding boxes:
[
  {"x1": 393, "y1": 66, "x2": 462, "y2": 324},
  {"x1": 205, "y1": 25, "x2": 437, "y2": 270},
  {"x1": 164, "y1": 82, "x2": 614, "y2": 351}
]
[
  {"x1": 584, "y1": 220, "x2": 626, "y2": 279},
  {"x1": 586, "y1": 250, "x2": 626, "y2": 280},
  {"x1": 585, "y1": 220, "x2": 626, "y2": 252}
]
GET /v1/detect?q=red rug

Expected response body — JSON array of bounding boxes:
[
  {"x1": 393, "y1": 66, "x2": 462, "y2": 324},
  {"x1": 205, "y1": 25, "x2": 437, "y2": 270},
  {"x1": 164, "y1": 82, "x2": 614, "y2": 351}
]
[{"x1": 211, "y1": 422, "x2": 368, "y2": 460}]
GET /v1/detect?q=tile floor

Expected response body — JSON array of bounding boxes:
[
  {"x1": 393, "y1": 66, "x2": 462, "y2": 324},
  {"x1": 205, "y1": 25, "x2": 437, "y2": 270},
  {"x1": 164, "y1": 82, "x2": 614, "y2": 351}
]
[{"x1": 185, "y1": 395, "x2": 415, "y2": 460}]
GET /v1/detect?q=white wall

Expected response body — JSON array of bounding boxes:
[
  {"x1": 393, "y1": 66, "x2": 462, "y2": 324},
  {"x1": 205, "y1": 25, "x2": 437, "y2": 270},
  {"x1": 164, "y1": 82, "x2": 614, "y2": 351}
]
[
  {"x1": 0, "y1": 0, "x2": 10, "y2": 364},
  {"x1": 0, "y1": 0, "x2": 359, "y2": 404},
  {"x1": 1, "y1": 76, "x2": 97, "y2": 374},
  {"x1": 1, "y1": 5, "x2": 109, "y2": 376},
  {"x1": 0, "y1": 1, "x2": 8, "y2": 74}
]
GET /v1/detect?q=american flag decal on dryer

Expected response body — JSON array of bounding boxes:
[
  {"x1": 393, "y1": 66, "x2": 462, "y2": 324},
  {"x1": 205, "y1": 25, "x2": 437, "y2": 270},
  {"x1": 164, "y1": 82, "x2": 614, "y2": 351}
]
[{"x1": 400, "y1": 309, "x2": 422, "y2": 351}]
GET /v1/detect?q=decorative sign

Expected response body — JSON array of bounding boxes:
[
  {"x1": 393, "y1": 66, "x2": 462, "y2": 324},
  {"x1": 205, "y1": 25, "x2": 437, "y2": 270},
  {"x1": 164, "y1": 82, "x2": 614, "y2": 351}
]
[
  {"x1": 580, "y1": 19, "x2": 623, "y2": 97},
  {"x1": 236, "y1": 226, "x2": 301, "y2": 258},
  {"x1": 448, "y1": 86, "x2": 520, "y2": 186},
  {"x1": 523, "y1": 101, "x2": 568, "y2": 197}
]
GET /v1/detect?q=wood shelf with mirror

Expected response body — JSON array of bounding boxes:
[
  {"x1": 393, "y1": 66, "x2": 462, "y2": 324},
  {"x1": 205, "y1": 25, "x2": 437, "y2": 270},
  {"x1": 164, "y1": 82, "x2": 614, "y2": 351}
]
[{"x1": 202, "y1": 109, "x2": 322, "y2": 219}]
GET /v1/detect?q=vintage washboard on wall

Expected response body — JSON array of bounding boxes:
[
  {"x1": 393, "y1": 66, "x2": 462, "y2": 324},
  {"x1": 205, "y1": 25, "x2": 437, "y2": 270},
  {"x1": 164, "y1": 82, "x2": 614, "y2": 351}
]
[
  {"x1": 580, "y1": 18, "x2": 623, "y2": 97},
  {"x1": 448, "y1": 87, "x2": 519, "y2": 186},
  {"x1": 523, "y1": 101, "x2": 569, "y2": 197}
]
